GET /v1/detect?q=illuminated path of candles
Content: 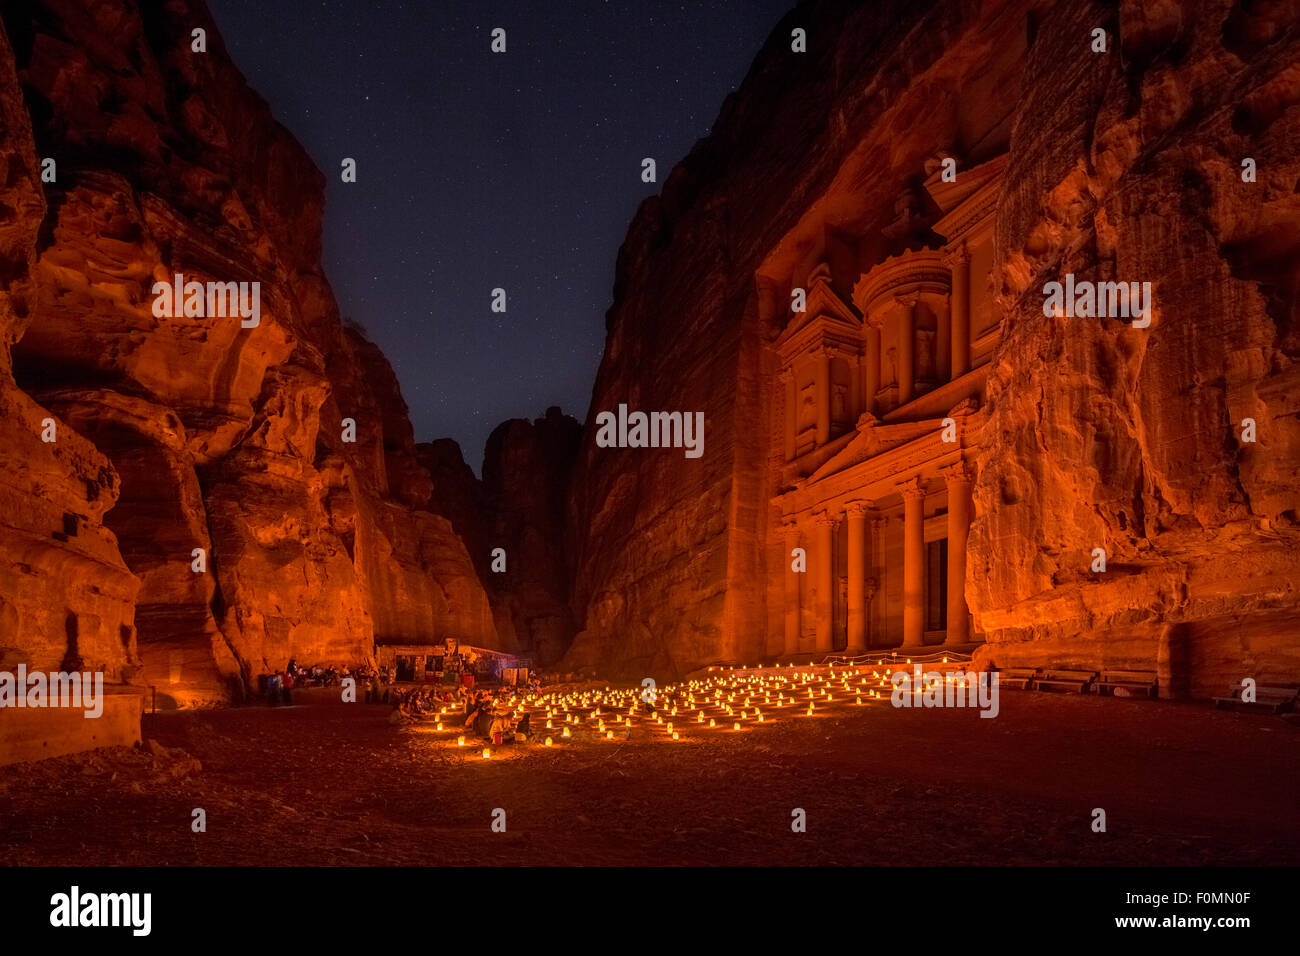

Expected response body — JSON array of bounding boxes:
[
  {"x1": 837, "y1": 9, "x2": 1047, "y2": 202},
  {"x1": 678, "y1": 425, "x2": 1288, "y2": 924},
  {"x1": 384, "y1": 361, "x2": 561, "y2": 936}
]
[{"x1": 414, "y1": 652, "x2": 978, "y2": 760}]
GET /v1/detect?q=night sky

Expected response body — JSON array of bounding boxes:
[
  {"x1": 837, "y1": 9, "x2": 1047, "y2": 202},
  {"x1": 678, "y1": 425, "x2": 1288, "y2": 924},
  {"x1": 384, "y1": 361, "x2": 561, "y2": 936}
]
[{"x1": 206, "y1": 0, "x2": 792, "y2": 471}]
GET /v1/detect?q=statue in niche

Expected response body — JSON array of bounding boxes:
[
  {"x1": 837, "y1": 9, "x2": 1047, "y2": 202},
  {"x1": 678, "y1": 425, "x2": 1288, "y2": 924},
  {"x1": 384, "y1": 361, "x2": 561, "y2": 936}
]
[
  {"x1": 832, "y1": 382, "x2": 847, "y2": 422},
  {"x1": 917, "y1": 330, "x2": 935, "y2": 382},
  {"x1": 798, "y1": 383, "x2": 816, "y2": 433},
  {"x1": 885, "y1": 347, "x2": 898, "y2": 386}
]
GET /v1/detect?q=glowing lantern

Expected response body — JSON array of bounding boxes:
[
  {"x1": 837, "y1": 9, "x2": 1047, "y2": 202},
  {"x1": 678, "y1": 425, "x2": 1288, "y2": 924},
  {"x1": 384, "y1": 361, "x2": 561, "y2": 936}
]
[
  {"x1": 482, "y1": 748, "x2": 491, "y2": 758},
  {"x1": 457, "y1": 736, "x2": 466, "y2": 746},
  {"x1": 562, "y1": 726, "x2": 571, "y2": 738},
  {"x1": 436, "y1": 722, "x2": 443, "y2": 730},
  {"x1": 733, "y1": 722, "x2": 740, "y2": 730}
]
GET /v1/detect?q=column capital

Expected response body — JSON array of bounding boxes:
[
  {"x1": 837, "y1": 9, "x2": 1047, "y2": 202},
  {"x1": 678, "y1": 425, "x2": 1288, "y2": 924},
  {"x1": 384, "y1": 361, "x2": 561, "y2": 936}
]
[
  {"x1": 815, "y1": 344, "x2": 838, "y2": 361},
  {"x1": 844, "y1": 499, "x2": 874, "y2": 518},
  {"x1": 942, "y1": 460, "x2": 976, "y2": 486},
  {"x1": 942, "y1": 242, "x2": 970, "y2": 267},
  {"x1": 897, "y1": 475, "x2": 926, "y2": 501},
  {"x1": 778, "y1": 365, "x2": 794, "y2": 384},
  {"x1": 894, "y1": 291, "x2": 921, "y2": 310},
  {"x1": 812, "y1": 509, "x2": 839, "y2": 528}
]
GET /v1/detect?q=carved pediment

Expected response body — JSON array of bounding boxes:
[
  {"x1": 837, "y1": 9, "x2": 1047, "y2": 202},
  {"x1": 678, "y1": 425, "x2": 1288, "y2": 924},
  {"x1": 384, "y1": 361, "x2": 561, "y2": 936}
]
[
  {"x1": 779, "y1": 262, "x2": 861, "y2": 348},
  {"x1": 948, "y1": 396, "x2": 980, "y2": 416},
  {"x1": 924, "y1": 152, "x2": 1009, "y2": 216},
  {"x1": 805, "y1": 417, "x2": 942, "y2": 484}
]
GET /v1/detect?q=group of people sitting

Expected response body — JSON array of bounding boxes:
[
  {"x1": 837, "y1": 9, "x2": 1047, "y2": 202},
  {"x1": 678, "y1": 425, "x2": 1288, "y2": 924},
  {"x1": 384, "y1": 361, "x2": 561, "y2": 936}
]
[
  {"x1": 257, "y1": 661, "x2": 542, "y2": 747},
  {"x1": 395, "y1": 685, "x2": 534, "y2": 745}
]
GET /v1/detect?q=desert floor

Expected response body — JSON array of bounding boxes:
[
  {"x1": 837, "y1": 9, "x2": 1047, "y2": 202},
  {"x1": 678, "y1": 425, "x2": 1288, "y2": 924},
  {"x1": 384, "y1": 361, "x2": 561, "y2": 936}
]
[{"x1": 2, "y1": 687, "x2": 1297, "y2": 866}]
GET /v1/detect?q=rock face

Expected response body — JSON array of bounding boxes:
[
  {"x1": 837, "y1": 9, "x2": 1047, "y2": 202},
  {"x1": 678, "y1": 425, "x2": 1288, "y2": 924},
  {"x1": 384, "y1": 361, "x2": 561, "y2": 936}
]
[
  {"x1": 565, "y1": 0, "x2": 1300, "y2": 694},
  {"x1": 0, "y1": 1, "x2": 504, "y2": 707},
  {"x1": 964, "y1": 0, "x2": 1300, "y2": 695},
  {"x1": 0, "y1": 22, "x2": 139, "y2": 686},
  {"x1": 422, "y1": 407, "x2": 582, "y2": 666}
]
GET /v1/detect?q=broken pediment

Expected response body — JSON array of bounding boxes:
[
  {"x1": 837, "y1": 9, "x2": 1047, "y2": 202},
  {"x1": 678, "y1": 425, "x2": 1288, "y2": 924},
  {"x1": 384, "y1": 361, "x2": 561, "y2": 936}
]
[{"x1": 779, "y1": 262, "x2": 861, "y2": 347}]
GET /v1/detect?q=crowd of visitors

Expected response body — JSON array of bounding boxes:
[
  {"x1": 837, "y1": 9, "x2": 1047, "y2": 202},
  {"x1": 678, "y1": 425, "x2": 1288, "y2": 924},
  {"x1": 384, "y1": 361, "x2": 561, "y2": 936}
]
[
  {"x1": 259, "y1": 660, "x2": 390, "y2": 706},
  {"x1": 392, "y1": 684, "x2": 536, "y2": 745},
  {"x1": 257, "y1": 658, "x2": 543, "y2": 748}
]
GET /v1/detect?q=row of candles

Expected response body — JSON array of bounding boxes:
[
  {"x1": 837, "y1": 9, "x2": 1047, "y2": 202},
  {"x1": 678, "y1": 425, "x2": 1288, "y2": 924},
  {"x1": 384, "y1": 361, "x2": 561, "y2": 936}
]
[{"x1": 424, "y1": 658, "x2": 964, "y2": 759}]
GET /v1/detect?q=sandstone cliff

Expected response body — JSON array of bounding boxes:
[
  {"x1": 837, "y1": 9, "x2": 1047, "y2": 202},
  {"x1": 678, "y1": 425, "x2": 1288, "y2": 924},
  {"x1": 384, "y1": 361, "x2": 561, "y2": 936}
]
[
  {"x1": 565, "y1": 0, "x2": 1300, "y2": 693},
  {"x1": 0, "y1": 0, "x2": 503, "y2": 706},
  {"x1": 421, "y1": 407, "x2": 582, "y2": 667}
]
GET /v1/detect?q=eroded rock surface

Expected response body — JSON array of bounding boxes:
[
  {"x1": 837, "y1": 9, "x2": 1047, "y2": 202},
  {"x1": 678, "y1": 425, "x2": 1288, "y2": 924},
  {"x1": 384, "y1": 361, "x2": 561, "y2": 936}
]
[
  {"x1": 422, "y1": 407, "x2": 582, "y2": 666},
  {"x1": 564, "y1": 0, "x2": 1300, "y2": 693},
  {"x1": 0, "y1": 1, "x2": 506, "y2": 706}
]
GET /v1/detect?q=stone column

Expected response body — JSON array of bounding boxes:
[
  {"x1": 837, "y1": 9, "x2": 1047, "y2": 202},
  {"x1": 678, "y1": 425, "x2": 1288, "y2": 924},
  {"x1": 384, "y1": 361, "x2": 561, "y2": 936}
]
[
  {"x1": 813, "y1": 511, "x2": 836, "y2": 654},
  {"x1": 848, "y1": 353, "x2": 861, "y2": 424},
  {"x1": 899, "y1": 477, "x2": 926, "y2": 647},
  {"x1": 863, "y1": 327, "x2": 880, "y2": 417},
  {"x1": 780, "y1": 367, "x2": 796, "y2": 461},
  {"x1": 896, "y1": 294, "x2": 918, "y2": 405},
  {"x1": 942, "y1": 461, "x2": 974, "y2": 646},
  {"x1": 782, "y1": 520, "x2": 801, "y2": 657},
  {"x1": 872, "y1": 516, "x2": 887, "y2": 646},
  {"x1": 815, "y1": 347, "x2": 833, "y2": 446},
  {"x1": 863, "y1": 579, "x2": 878, "y2": 649},
  {"x1": 946, "y1": 244, "x2": 971, "y2": 379},
  {"x1": 845, "y1": 501, "x2": 871, "y2": 654}
]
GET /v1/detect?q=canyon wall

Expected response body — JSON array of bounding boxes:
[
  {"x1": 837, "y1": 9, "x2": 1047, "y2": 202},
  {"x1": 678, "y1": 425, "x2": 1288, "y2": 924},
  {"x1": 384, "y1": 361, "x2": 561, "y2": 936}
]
[
  {"x1": 422, "y1": 407, "x2": 582, "y2": 667},
  {"x1": 565, "y1": 0, "x2": 1300, "y2": 693},
  {"x1": 0, "y1": 0, "x2": 505, "y2": 707},
  {"x1": 967, "y1": 0, "x2": 1300, "y2": 695}
]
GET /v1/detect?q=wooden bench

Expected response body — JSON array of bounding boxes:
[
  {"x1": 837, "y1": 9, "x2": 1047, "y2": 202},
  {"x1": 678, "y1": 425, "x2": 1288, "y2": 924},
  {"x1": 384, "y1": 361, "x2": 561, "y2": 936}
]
[
  {"x1": 1213, "y1": 684, "x2": 1298, "y2": 714},
  {"x1": 1034, "y1": 668, "x2": 1097, "y2": 694},
  {"x1": 1093, "y1": 669, "x2": 1158, "y2": 699},
  {"x1": 994, "y1": 667, "x2": 1038, "y2": 691}
]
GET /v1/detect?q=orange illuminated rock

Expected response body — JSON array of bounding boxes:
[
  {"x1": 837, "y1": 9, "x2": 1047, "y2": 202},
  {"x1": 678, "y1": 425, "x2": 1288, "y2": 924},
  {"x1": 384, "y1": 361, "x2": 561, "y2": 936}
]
[
  {"x1": 565, "y1": 0, "x2": 1300, "y2": 695},
  {"x1": 0, "y1": 1, "x2": 511, "y2": 706}
]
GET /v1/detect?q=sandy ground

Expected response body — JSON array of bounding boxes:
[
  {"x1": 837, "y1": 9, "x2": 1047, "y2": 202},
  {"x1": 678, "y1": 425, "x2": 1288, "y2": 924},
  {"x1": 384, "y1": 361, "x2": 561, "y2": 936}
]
[{"x1": 1, "y1": 685, "x2": 1297, "y2": 866}]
